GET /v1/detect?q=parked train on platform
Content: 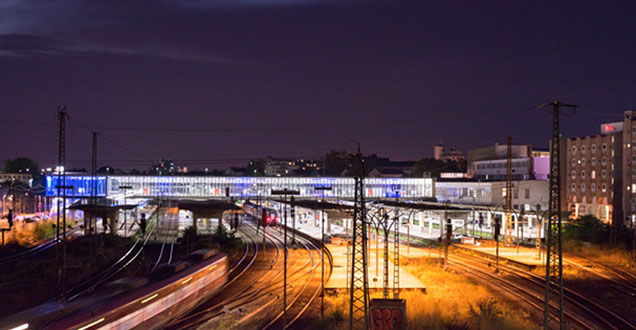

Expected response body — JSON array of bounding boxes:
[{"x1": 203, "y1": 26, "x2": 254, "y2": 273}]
[
  {"x1": 0, "y1": 253, "x2": 228, "y2": 330},
  {"x1": 242, "y1": 201, "x2": 280, "y2": 226}
]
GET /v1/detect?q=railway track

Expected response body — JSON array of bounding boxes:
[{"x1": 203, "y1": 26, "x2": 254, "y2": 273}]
[
  {"x1": 168, "y1": 220, "x2": 329, "y2": 330},
  {"x1": 53, "y1": 209, "x2": 159, "y2": 302},
  {"x1": 448, "y1": 247, "x2": 636, "y2": 329},
  {"x1": 0, "y1": 226, "x2": 81, "y2": 265}
]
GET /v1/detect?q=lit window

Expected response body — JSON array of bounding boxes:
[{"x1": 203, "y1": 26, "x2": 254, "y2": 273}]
[
  {"x1": 591, "y1": 170, "x2": 596, "y2": 179},
  {"x1": 632, "y1": 184, "x2": 636, "y2": 192}
]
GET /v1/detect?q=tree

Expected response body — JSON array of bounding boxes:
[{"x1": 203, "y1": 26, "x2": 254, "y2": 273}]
[
  {"x1": 563, "y1": 215, "x2": 610, "y2": 244},
  {"x1": 3, "y1": 157, "x2": 39, "y2": 174}
]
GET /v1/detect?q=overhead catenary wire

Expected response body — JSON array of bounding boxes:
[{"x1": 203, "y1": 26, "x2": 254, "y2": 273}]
[{"x1": 0, "y1": 103, "x2": 551, "y2": 134}]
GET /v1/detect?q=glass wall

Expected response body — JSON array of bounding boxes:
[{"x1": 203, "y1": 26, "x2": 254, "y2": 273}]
[{"x1": 46, "y1": 175, "x2": 434, "y2": 199}]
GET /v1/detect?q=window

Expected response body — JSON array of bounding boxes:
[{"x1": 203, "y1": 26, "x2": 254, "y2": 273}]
[
  {"x1": 602, "y1": 144, "x2": 607, "y2": 152},
  {"x1": 602, "y1": 170, "x2": 607, "y2": 178},
  {"x1": 602, "y1": 158, "x2": 607, "y2": 165},
  {"x1": 581, "y1": 158, "x2": 586, "y2": 166},
  {"x1": 581, "y1": 145, "x2": 586, "y2": 153},
  {"x1": 602, "y1": 183, "x2": 607, "y2": 192},
  {"x1": 592, "y1": 170, "x2": 596, "y2": 179},
  {"x1": 514, "y1": 189, "x2": 519, "y2": 199},
  {"x1": 592, "y1": 144, "x2": 596, "y2": 152},
  {"x1": 525, "y1": 188, "x2": 530, "y2": 199},
  {"x1": 581, "y1": 171, "x2": 585, "y2": 179},
  {"x1": 572, "y1": 159, "x2": 576, "y2": 166},
  {"x1": 572, "y1": 146, "x2": 577, "y2": 153},
  {"x1": 571, "y1": 171, "x2": 576, "y2": 179},
  {"x1": 571, "y1": 183, "x2": 576, "y2": 191},
  {"x1": 591, "y1": 157, "x2": 596, "y2": 166},
  {"x1": 632, "y1": 127, "x2": 636, "y2": 134},
  {"x1": 581, "y1": 183, "x2": 585, "y2": 192},
  {"x1": 591, "y1": 183, "x2": 596, "y2": 192}
]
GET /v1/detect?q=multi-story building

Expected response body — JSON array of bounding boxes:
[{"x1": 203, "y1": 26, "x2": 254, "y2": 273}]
[
  {"x1": 563, "y1": 119, "x2": 623, "y2": 224},
  {"x1": 436, "y1": 180, "x2": 549, "y2": 211},
  {"x1": 433, "y1": 141, "x2": 464, "y2": 161},
  {"x1": 467, "y1": 143, "x2": 548, "y2": 181}
]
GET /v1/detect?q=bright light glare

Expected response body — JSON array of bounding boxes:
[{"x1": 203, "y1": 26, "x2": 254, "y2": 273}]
[
  {"x1": 9, "y1": 324, "x2": 29, "y2": 330},
  {"x1": 181, "y1": 277, "x2": 193, "y2": 284},
  {"x1": 77, "y1": 318, "x2": 105, "y2": 330},
  {"x1": 141, "y1": 293, "x2": 159, "y2": 304}
]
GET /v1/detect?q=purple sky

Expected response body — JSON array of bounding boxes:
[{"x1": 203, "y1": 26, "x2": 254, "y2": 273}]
[{"x1": 0, "y1": 1, "x2": 635, "y2": 171}]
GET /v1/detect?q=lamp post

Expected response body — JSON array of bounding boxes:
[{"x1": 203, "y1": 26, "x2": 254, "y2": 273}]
[
  {"x1": 314, "y1": 185, "x2": 332, "y2": 321},
  {"x1": 271, "y1": 188, "x2": 300, "y2": 329}
]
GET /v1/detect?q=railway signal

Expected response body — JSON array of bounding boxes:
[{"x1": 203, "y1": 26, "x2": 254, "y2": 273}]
[
  {"x1": 494, "y1": 216, "x2": 501, "y2": 272},
  {"x1": 7, "y1": 209, "x2": 13, "y2": 228}
]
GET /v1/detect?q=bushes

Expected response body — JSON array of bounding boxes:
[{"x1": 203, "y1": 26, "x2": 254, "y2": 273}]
[{"x1": 33, "y1": 221, "x2": 55, "y2": 240}]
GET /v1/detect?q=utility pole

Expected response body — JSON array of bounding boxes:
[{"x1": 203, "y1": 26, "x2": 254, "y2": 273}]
[
  {"x1": 291, "y1": 196, "x2": 296, "y2": 244},
  {"x1": 393, "y1": 209, "x2": 400, "y2": 299},
  {"x1": 349, "y1": 144, "x2": 369, "y2": 330},
  {"x1": 119, "y1": 185, "x2": 132, "y2": 236},
  {"x1": 56, "y1": 105, "x2": 70, "y2": 294},
  {"x1": 541, "y1": 101, "x2": 576, "y2": 330},
  {"x1": 90, "y1": 132, "x2": 97, "y2": 235},
  {"x1": 315, "y1": 185, "x2": 332, "y2": 321},
  {"x1": 505, "y1": 134, "x2": 514, "y2": 247},
  {"x1": 271, "y1": 188, "x2": 300, "y2": 330},
  {"x1": 444, "y1": 218, "x2": 452, "y2": 272}
]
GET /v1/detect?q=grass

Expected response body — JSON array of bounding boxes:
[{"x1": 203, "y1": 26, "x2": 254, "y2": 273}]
[
  {"x1": 564, "y1": 241, "x2": 636, "y2": 269},
  {"x1": 311, "y1": 254, "x2": 539, "y2": 330}
]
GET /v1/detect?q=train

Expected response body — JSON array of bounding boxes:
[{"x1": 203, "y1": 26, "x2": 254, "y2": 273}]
[
  {"x1": 242, "y1": 201, "x2": 280, "y2": 227},
  {"x1": 0, "y1": 252, "x2": 228, "y2": 330}
]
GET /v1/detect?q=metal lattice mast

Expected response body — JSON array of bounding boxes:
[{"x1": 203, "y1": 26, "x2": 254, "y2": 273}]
[
  {"x1": 543, "y1": 101, "x2": 576, "y2": 330},
  {"x1": 349, "y1": 147, "x2": 369, "y2": 330},
  {"x1": 392, "y1": 210, "x2": 400, "y2": 299},
  {"x1": 505, "y1": 134, "x2": 514, "y2": 246}
]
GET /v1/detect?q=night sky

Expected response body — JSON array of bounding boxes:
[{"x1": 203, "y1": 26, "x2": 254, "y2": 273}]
[{"x1": 1, "y1": 1, "x2": 635, "y2": 171}]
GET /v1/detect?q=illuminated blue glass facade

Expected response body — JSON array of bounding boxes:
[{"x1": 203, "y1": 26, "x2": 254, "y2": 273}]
[
  {"x1": 45, "y1": 176, "x2": 108, "y2": 197},
  {"x1": 46, "y1": 175, "x2": 434, "y2": 199}
]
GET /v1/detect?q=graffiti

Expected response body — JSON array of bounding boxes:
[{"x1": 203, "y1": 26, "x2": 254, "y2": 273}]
[{"x1": 371, "y1": 307, "x2": 404, "y2": 330}]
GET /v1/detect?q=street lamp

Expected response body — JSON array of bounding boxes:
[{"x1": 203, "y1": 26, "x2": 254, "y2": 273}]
[
  {"x1": 314, "y1": 185, "x2": 332, "y2": 321},
  {"x1": 271, "y1": 188, "x2": 300, "y2": 329}
]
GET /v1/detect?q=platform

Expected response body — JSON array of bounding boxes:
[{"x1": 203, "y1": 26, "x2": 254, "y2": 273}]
[
  {"x1": 325, "y1": 243, "x2": 425, "y2": 289},
  {"x1": 454, "y1": 243, "x2": 546, "y2": 267}
]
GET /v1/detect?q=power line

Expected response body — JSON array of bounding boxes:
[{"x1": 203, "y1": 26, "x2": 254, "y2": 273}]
[{"x1": 0, "y1": 104, "x2": 544, "y2": 134}]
